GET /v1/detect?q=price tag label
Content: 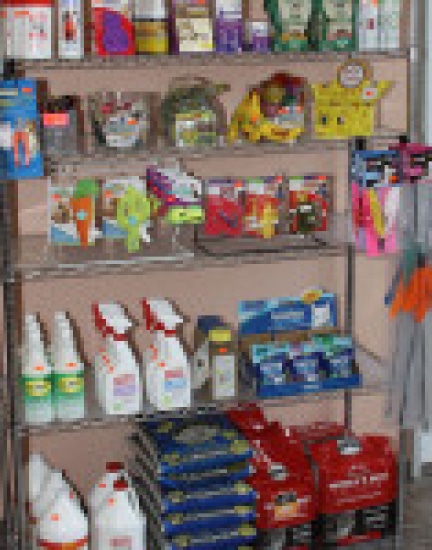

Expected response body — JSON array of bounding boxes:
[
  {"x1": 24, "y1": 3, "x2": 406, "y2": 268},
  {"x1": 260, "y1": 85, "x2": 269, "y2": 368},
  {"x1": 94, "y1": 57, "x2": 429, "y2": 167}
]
[{"x1": 0, "y1": 123, "x2": 13, "y2": 149}]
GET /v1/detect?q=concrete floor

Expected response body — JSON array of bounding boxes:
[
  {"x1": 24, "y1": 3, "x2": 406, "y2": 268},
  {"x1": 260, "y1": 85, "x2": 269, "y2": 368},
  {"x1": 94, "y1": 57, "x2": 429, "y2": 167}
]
[{"x1": 403, "y1": 475, "x2": 432, "y2": 549}]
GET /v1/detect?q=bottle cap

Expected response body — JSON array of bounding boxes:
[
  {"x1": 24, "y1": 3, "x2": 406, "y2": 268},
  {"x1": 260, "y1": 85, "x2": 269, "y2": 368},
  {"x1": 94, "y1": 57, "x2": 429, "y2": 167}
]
[
  {"x1": 113, "y1": 479, "x2": 128, "y2": 491},
  {"x1": 134, "y1": 0, "x2": 167, "y2": 19},
  {"x1": 106, "y1": 462, "x2": 124, "y2": 472}
]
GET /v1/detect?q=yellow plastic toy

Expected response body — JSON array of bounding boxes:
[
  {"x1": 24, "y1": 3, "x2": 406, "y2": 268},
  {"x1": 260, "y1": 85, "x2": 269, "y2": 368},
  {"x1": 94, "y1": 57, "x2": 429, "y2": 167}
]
[
  {"x1": 312, "y1": 60, "x2": 391, "y2": 139},
  {"x1": 227, "y1": 72, "x2": 306, "y2": 144}
]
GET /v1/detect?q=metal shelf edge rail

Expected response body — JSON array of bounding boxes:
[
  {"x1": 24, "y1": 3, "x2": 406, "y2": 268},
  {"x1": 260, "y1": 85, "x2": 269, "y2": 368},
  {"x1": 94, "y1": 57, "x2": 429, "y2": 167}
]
[{"x1": 19, "y1": 48, "x2": 410, "y2": 72}]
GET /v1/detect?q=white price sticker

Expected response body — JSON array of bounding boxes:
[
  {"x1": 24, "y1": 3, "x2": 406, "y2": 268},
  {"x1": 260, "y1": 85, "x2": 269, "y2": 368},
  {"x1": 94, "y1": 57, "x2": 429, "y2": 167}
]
[{"x1": 0, "y1": 123, "x2": 13, "y2": 149}]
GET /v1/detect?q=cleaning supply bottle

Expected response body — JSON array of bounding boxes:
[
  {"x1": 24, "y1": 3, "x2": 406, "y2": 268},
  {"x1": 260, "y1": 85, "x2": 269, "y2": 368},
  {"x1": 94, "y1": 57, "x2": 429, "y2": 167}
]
[
  {"x1": 32, "y1": 469, "x2": 76, "y2": 549},
  {"x1": 36, "y1": 486, "x2": 88, "y2": 549},
  {"x1": 21, "y1": 315, "x2": 53, "y2": 425},
  {"x1": 26, "y1": 454, "x2": 52, "y2": 543},
  {"x1": 92, "y1": 303, "x2": 142, "y2": 415},
  {"x1": 133, "y1": 0, "x2": 169, "y2": 55},
  {"x1": 93, "y1": 478, "x2": 145, "y2": 550},
  {"x1": 51, "y1": 312, "x2": 86, "y2": 421},
  {"x1": 88, "y1": 461, "x2": 127, "y2": 514},
  {"x1": 143, "y1": 298, "x2": 191, "y2": 411}
]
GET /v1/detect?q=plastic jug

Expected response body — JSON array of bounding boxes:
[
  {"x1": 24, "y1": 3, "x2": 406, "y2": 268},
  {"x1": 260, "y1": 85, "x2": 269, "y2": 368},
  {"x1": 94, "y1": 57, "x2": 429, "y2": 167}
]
[
  {"x1": 36, "y1": 486, "x2": 88, "y2": 549},
  {"x1": 93, "y1": 478, "x2": 145, "y2": 550}
]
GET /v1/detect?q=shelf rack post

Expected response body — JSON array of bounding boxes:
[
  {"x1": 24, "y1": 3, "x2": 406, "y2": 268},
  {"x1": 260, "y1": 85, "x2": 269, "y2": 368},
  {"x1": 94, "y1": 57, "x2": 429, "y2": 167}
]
[{"x1": 1, "y1": 58, "x2": 26, "y2": 549}]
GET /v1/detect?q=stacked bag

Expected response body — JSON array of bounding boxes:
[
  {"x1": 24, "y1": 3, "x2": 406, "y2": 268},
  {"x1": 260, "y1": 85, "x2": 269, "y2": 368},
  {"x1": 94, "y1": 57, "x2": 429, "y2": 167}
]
[
  {"x1": 228, "y1": 405, "x2": 398, "y2": 549},
  {"x1": 128, "y1": 412, "x2": 257, "y2": 549}
]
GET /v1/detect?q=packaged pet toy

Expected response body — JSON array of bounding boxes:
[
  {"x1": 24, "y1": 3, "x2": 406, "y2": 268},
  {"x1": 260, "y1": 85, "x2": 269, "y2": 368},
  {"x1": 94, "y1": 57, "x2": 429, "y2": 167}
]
[
  {"x1": 160, "y1": 77, "x2": 229, "y2": 148},
  {"x1": 49, "y1": 177, "x2": 100, "y2": 247},
  {"x1": 203, "y1": 178, "x2": 243, "y2": 237},
  {"x1": 146, "y1": 162, "x2": 204, "y2": 225},
  {"x1": 243, "y1": 176, "x2": 282, "y2": 239},
  {"x1": 351, "y1": 147, "x2": 401, "y2": 256},
  {"x1": 89, "y1": 91, "x2": 150, "y2": 150},
  {"x1": 389, "y1": 141, "x2": 432, "y2": 184},
  {"x1": 228, "y1": 72, "x2": 306, "y2": 144},
  {"x1": 288, "y1": 174, "x2": 330, "y2": 234},
  {"x1": 0, "y1": 78, "x2": 43, "y2": 179},
  {"x1": 101, "y1": 176, "x2": 157, "y2": 252},
  {"x1": 312, "y1": 60, "x2": 391, "y2": 139}
]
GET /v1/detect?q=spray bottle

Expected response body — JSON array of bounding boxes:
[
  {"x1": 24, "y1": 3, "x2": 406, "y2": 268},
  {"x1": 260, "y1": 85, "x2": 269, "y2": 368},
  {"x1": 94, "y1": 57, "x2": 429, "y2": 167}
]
[
  {"x1": 92, "y1": 303, "x2": 142, "y2": 415},
  {"x1": 93, "y1": 478, "x2": 145, "y2": 550},
  {"x1": 51, "y1": 312, "x2": 86, "y2": 421},
  {"x1": 21, "y1": 314, "x2": 53, "y2": 425},
  {"x1": 142, "y1": 299, "x2": 191, "y2": 411}
]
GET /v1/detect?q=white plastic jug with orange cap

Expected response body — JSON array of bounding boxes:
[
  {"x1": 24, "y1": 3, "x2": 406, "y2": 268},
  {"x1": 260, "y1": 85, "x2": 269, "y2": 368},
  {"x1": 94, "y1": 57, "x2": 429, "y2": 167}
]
[
  {"x1": 36, "y1": 486, "x2": 88, "y2": 549},
  {"x1": 93, "y1": 478, "x2": 145, "y2": 550}
]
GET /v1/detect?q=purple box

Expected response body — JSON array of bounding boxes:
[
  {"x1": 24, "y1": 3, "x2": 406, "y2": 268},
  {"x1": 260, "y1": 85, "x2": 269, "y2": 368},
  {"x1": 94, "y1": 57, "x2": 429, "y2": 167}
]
[
  {"x1": 215, "y1": 13, "x2": 243, "y2": 53},
  {"x1": 245, "y1": 21, "x2": 271, "y2": 53}
]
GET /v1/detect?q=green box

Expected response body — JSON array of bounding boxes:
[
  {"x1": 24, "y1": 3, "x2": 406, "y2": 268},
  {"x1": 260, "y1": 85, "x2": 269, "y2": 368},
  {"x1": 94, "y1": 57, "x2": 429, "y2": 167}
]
[
  {"x1": 311, "y1": 0, "x2": 358, "y2": 51},
  {"x1": 264, "y1": 0, "x2": 312, "y2": 52}
]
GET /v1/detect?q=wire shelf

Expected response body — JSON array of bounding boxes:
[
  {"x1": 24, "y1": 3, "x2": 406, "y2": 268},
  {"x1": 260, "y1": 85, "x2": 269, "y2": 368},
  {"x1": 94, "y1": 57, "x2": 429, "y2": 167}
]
[
  {"x1": 45, "y1": 131, "x2": 405, "y2": 178},
  {"x1": 11, "y1": 229, "x2": 348, "y2": 282},
  {"x1": 19, "y1": 49, "x2": 409, "y2": 73},
  {"x1": 17, "y1": 347, "x2": 387, "y2": 437}
]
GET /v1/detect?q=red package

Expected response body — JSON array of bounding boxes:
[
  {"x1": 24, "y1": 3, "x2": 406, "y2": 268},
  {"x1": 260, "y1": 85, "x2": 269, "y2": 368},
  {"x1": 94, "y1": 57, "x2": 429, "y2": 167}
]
[
  {"x1": 250, "y1": 465, "x2": 316, "y2": 549},
  {"x1": 203, "y1": 178, "x2": 243, "y2": 237},
  {"x1": 288, "y1": 174, "x2": 330, "y2": 234},
  {"x1": 310, "y1": 435, "x2": 397, "y2": 547},
  {"x1": 226, "y1": 404, "x2": 268, "y2": 433},
  {"x1": 243, "y1": 176, "x2": 281, "y2": 239},
  {"x1": 290, "y1": 422, "x2": 347, "y2": 444}
]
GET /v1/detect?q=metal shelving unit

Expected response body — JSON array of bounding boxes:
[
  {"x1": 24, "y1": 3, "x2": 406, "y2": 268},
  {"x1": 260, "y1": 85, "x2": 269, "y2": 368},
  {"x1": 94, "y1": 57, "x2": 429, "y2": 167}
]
[{"x1": 0, "y1": 5, "x2": 418, "y2": 545}]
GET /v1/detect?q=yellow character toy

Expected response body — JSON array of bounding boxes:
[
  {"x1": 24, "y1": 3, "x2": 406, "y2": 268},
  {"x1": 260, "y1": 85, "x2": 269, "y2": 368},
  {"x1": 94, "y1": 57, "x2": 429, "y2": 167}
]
[
  {"x1": 227, "y1": 72, "x2": 306, "y2": 144},
  {"x1": 312, "y1": 60, "x2": 391, "y2": 139}
]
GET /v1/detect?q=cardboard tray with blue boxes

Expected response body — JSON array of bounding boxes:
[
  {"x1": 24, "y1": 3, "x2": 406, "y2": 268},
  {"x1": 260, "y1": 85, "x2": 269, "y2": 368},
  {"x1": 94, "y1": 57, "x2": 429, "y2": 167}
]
[{"x1": 238, "y1": 288, "x2": 361, "y2": 399}]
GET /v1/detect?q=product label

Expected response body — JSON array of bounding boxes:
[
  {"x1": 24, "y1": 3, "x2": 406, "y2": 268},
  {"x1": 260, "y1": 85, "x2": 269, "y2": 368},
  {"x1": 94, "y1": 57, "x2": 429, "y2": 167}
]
[
  {"x1": 42, "y1": 113, "x2": 70, "y2": 127},
  {"x1": 110, "y1": 536, "x2": 133, "y2": 548},
  {"x1": 54, "y1": 372, "x2": 84, "y2": 396},
  {"x1": 22, "y1": 375, "x2": 52, "y2": 401},
  {"x1": 37, "y1": 535, "x2": 88, "y2": 548},
  {"x1": 0, "y1": 122, "x2": 13, "y2": 148},
  {"x1": 213, "y1": 354, "x2": 236, "y2": 399},
  {"x1": 274, "y1": 492, "x2": 298, "y2": 521},
  {"x1": 113, "y1": 374, "x2": 137, "y2": 397},
  {"x1": 134, "y1": 20, "x2": 169, "y2": 53},
  {"x1": 164, "y1": 369, "x2": 187, "y2": 391}
]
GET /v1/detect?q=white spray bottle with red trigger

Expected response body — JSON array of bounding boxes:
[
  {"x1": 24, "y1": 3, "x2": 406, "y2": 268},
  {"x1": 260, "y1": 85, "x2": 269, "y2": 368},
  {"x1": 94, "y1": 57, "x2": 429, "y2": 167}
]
[
  {"x1": 92, "y1": 303, "x2": 142, "y2": 415},
  {"x1": 142, "y1": 299, "x2": 191, "y2": 411}
]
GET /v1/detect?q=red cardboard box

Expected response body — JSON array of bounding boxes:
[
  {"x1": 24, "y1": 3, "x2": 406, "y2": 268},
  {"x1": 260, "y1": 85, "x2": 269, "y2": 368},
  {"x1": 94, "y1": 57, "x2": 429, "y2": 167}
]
[{"x1": 310, "y1": 435, "x2": 397, "y2": 547}]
